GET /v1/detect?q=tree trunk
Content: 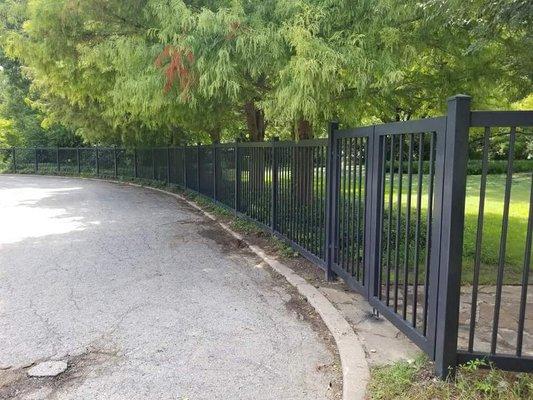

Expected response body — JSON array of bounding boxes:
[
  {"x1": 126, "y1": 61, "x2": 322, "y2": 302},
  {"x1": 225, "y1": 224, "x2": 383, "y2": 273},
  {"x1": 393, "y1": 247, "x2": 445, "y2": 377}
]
[
  {"x1": 296, "y1": 118, "x2": 312, "y2": 140},
  {"x1": 244, "y1": 101, "x2": 265, "y2": 142},
  {"x1": 294, "y1": 118, "x2": 314, "y2": 204},
  {"x1": 208, "y1": 129, "x2": 220, "y2": 144},
  {"x1": 244, "y1": 101, "x2": 266, "y2": 194}
]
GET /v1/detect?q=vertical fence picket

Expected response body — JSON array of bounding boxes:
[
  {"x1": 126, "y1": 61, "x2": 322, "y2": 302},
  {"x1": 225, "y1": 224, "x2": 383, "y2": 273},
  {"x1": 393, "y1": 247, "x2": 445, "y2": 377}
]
[
  {"x1": 212, "y1": 143, "x2": 217, "y2": 200},
  {"x1": 134, "y1": 148, "x2": 138, "y2": 178},
  {"x1": 196, "y1": 143, "x2": 200, "y2": 191},
  {"x1": 325, "y1": 121, "x2": 339, "y2": 281},
  {"x1": 95, "y1": 147, "x2": 99, "y2": 176},
  {"x1": 366, "y1": 128, "x2": 382, "y2": 299},
  {"x1": 114, "y1": 146, "x2": 118, "y2": 178},
  {"x1": 271, "y1": 137, "x2": 279, "y2": 231},
  {"x1": 166, "y1": 147, "x2": 170, "y2": 185},
  {"x1": 235, "y1": 141, "x2": 241, "y2": 213},
  {"x1": 151, "y1": 148, "x2": 156, "y2": 180}
]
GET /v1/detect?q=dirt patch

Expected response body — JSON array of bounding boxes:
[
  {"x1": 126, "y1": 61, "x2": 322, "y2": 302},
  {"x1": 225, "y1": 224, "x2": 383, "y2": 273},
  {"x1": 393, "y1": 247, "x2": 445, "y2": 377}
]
[
  {"x1": 0, "y1": 350, "x2": 119, "y2": 400},
  {"x1": 197, "y1": 226, "x2": 250, "y2": 254}
]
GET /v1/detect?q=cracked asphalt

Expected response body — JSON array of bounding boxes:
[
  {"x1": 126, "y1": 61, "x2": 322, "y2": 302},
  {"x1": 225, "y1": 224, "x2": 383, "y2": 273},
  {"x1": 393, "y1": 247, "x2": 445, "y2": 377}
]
[{"x1": 0, "y1": 175, "x2": 337, "y2": 400}]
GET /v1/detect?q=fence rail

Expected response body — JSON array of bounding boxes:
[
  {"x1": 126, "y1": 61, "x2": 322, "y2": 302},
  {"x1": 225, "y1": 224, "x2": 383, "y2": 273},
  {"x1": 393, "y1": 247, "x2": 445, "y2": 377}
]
[{"x1": 1, "y1": 95, "x2": 532, "y2": 376}]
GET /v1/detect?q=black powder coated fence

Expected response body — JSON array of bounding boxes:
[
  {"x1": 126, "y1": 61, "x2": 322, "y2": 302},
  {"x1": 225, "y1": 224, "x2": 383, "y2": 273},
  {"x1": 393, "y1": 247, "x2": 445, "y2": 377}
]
[{"x1": 1, "y1": 95, "x2": 532, "y2": 376}]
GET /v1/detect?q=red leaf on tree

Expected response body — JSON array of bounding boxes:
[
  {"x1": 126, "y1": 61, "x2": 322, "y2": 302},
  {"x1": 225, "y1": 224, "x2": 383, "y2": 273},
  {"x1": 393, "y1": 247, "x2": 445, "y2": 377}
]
[{"x1": 155, "y1": 45, "x2": 195, "y2": 95}]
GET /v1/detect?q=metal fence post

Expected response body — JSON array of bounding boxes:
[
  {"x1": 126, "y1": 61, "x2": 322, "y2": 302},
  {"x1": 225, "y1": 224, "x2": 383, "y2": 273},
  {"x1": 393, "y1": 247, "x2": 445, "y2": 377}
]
[
  {"x1": 271, "y1": 137, "x2": 279, "y2": 231},
  {"x1": 183, "y1": 146, "x2": 187, "y2": 188},
  {"x1": 152, "y1": 148, "x2": 156, "y2": 180},
  {"x1": 434, "y1": 94, "x2": 471, "y2": 378},
  {"x1": 212, "y1": 141, "x2": 218, "y2": 200},
  {"x1": 56, "y1": 146, "x2": 60, "y2": 173},
  {"x1": 35, "y1": 148, "x2": 38, "y2": 173},
  {"x1": 365, "y1": 127, "x2": 382, "y2": 297},
  {"x1": 133, "y1": 148, "x2": 138, "y2": 178},
  {"x1": 76, "y1": 148, "x2": 81, "y2": 174},
  {"x1": 196, "y1": 143, "x2": 201, "y2": 191},
  {"x1": 12, "y1": 147, "x2": 16, "y2": 173},
  {"x1": 113, "y1": 145, "x2": 118, "y2": 178},
  {"x1": 325, "y1": 121, "x2": 339, "y2": 281},
  {"x1": 234, "y1": 139, "x2": 241, "y2": 213},
  {"x1": 166, "y1": 146, "x2": 171, "y2": 185},
  {"x1": 95, "y1": 146, "x2": 99, "y2": 176}
]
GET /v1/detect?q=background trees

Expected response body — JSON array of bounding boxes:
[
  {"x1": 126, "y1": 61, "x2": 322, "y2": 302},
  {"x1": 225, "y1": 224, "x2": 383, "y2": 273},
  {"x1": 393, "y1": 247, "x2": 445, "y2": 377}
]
[{"x1": 0, "y1": 0, "x2": 531, "y2": 146}]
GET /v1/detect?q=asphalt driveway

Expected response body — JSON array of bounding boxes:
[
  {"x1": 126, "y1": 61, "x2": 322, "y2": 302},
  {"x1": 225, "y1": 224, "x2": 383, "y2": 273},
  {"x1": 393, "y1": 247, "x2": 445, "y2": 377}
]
[{"x1": 0, "y1": 175, "x2": 337, "y2": 399}]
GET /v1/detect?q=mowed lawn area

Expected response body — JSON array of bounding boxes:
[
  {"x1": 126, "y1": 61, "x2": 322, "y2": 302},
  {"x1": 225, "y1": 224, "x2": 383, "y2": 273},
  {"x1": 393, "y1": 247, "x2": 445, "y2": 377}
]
[
  {"x1": 462, "y1": 172, "x2": 531, "y2": 284},
  {"x1": 380, "y1": 172, "x2": 531, "y2": 285}
]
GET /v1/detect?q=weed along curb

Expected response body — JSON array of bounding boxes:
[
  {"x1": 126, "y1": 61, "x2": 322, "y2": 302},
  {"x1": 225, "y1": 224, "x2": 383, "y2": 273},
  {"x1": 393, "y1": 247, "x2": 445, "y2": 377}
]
[{"x1": 121, "y1": 181, "x2": 370, "y2": 400}]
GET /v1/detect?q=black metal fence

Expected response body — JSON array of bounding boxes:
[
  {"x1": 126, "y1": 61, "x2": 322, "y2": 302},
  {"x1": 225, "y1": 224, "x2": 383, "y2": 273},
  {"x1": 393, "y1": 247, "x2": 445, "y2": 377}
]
[{"x1": 1, "y1": 95, "x2": 531, "y2": 376}]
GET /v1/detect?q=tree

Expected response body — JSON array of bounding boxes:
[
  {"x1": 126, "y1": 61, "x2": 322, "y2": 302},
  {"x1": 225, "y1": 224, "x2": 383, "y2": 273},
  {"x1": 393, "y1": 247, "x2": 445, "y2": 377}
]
[
  {"x1": 1, "y1": 0, "x2": 530, "y2": 149},
  {"x1": 0, "y1": 1, "x2": 80, "y2": 147}
]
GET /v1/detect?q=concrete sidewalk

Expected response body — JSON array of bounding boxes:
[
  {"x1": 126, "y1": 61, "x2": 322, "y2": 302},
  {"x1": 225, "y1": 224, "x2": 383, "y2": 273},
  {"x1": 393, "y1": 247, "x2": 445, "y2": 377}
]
[{"x1": 0, "y1": 175, "x2": 340, "y2": 399}]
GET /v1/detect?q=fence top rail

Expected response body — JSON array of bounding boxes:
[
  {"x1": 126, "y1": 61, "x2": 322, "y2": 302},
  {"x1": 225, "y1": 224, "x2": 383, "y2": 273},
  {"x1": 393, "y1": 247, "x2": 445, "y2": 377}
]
[
  {"x1": 374, "y1": 116, "x2": 447, "y2": 135},
  {"x1": 470, "y1": 110, "x2": 533, "y2": 127},
  {"x1": 235, "y1": 141, "x2": 272, "y2": 148},
  {"x1": 214, "y1": 143, "x2": 236, "y2": 148},
  {"x1": 2, "y1": 146, "x2": 113, "y2": 151},
  {"x1": 276, "y1": 139, "x2": 327, "y2": 147},
  {"x1": 2, "y1": 139, "x2": 330, "y2": 152},
  {"x1": 334, "y1": 116, "x2": 447, "y2": 137},
  {"x1": 210, "y1": 139, "x2": 327, "y2": 148},
  {"x1": 334, "y1": 125, "x2": 374, "y2": 138}
]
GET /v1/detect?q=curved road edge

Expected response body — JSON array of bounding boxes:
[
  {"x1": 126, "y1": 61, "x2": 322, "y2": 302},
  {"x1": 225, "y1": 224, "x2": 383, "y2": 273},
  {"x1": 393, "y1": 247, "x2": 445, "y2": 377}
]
[
  {"x1": 3, "y1": 174, "x2": 370, "y2": 400},
  {"x1": 128, "y1": 182, "x2": 370, "y2": 400}
]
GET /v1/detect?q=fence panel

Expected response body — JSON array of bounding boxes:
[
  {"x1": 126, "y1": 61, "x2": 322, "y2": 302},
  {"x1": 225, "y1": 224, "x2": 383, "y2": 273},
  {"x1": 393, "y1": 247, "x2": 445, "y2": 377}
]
[
  {"x1": 12, "y1": 148, "x2": 37, "y2": 173},
  {"x1": 456, "y1": 111, "x2": 533, "y2": 371},
  {"x1": 215, "y1": 145, "x2": 236, "y2": 208},
  {"x1": 185, "y1": 147, "x2": 198, "y2": 191},
  {"x1": 116, "y1": 148, "x2": 134, "y2": 178},
  {"x1": 78, "y1": 148, "x2": 97, "y2": 174},
  {"x1": 198, "y1": 146, "x2": 214, "y2": 197},
  {"x1": 96, "y1": 148, "x2": 115, "y2": 176},
  {"x1": 37, "y1": 148, "x2": 59, "y2": 174},
  {"x1": 374, "y1": 120, "x2": 445, "y2": 357},
  {"x1": 332, "y1": 117, "x2": 448, "y2": 359},
  {"x1": 169, "y1": 147, "x2": 185, "y2": 186},
  {"x1": 238, "y1": 143, "x2": 272, "y2": 227},
  {"x1": 136, "y1": 148, "x2": 154, "y2": 180},
  {"x1": 152, "y1": 148, "x2": 168, "y2": 182},
  {"x1": 330, "y1": 130, "x2": 370, "y2": 292},
  {"x1": 58, "y1": 148, "x2": 78, "y2": 174},
  {"x1": 0, "y1": 148, "x2": 13, "y2": 172},
  {"x1": 276, "y1": 140, "x2": 328, "y2": 265}
]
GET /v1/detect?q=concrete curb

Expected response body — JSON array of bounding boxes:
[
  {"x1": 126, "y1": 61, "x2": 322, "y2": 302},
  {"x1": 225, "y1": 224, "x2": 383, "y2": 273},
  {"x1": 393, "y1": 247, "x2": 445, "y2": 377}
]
[{"x1": 6, "y1": 175, "x2": 370, "y2": 400}]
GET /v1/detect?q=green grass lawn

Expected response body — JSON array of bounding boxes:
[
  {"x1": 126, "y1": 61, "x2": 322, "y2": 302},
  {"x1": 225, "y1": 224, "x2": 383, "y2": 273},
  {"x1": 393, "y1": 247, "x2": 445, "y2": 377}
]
[
  {"x1": 462, "y1": 173, "x2": 531, "y2": 284},
  {"x1": 363, "y1": 172, "x2": 531, "y2": 284}
]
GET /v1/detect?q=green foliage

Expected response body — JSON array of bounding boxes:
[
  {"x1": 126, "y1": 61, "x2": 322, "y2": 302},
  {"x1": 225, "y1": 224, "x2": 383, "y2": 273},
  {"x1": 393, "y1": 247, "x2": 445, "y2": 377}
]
[{"x1": 0, "y1": 0, "x2": 531, "y2": 145}]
